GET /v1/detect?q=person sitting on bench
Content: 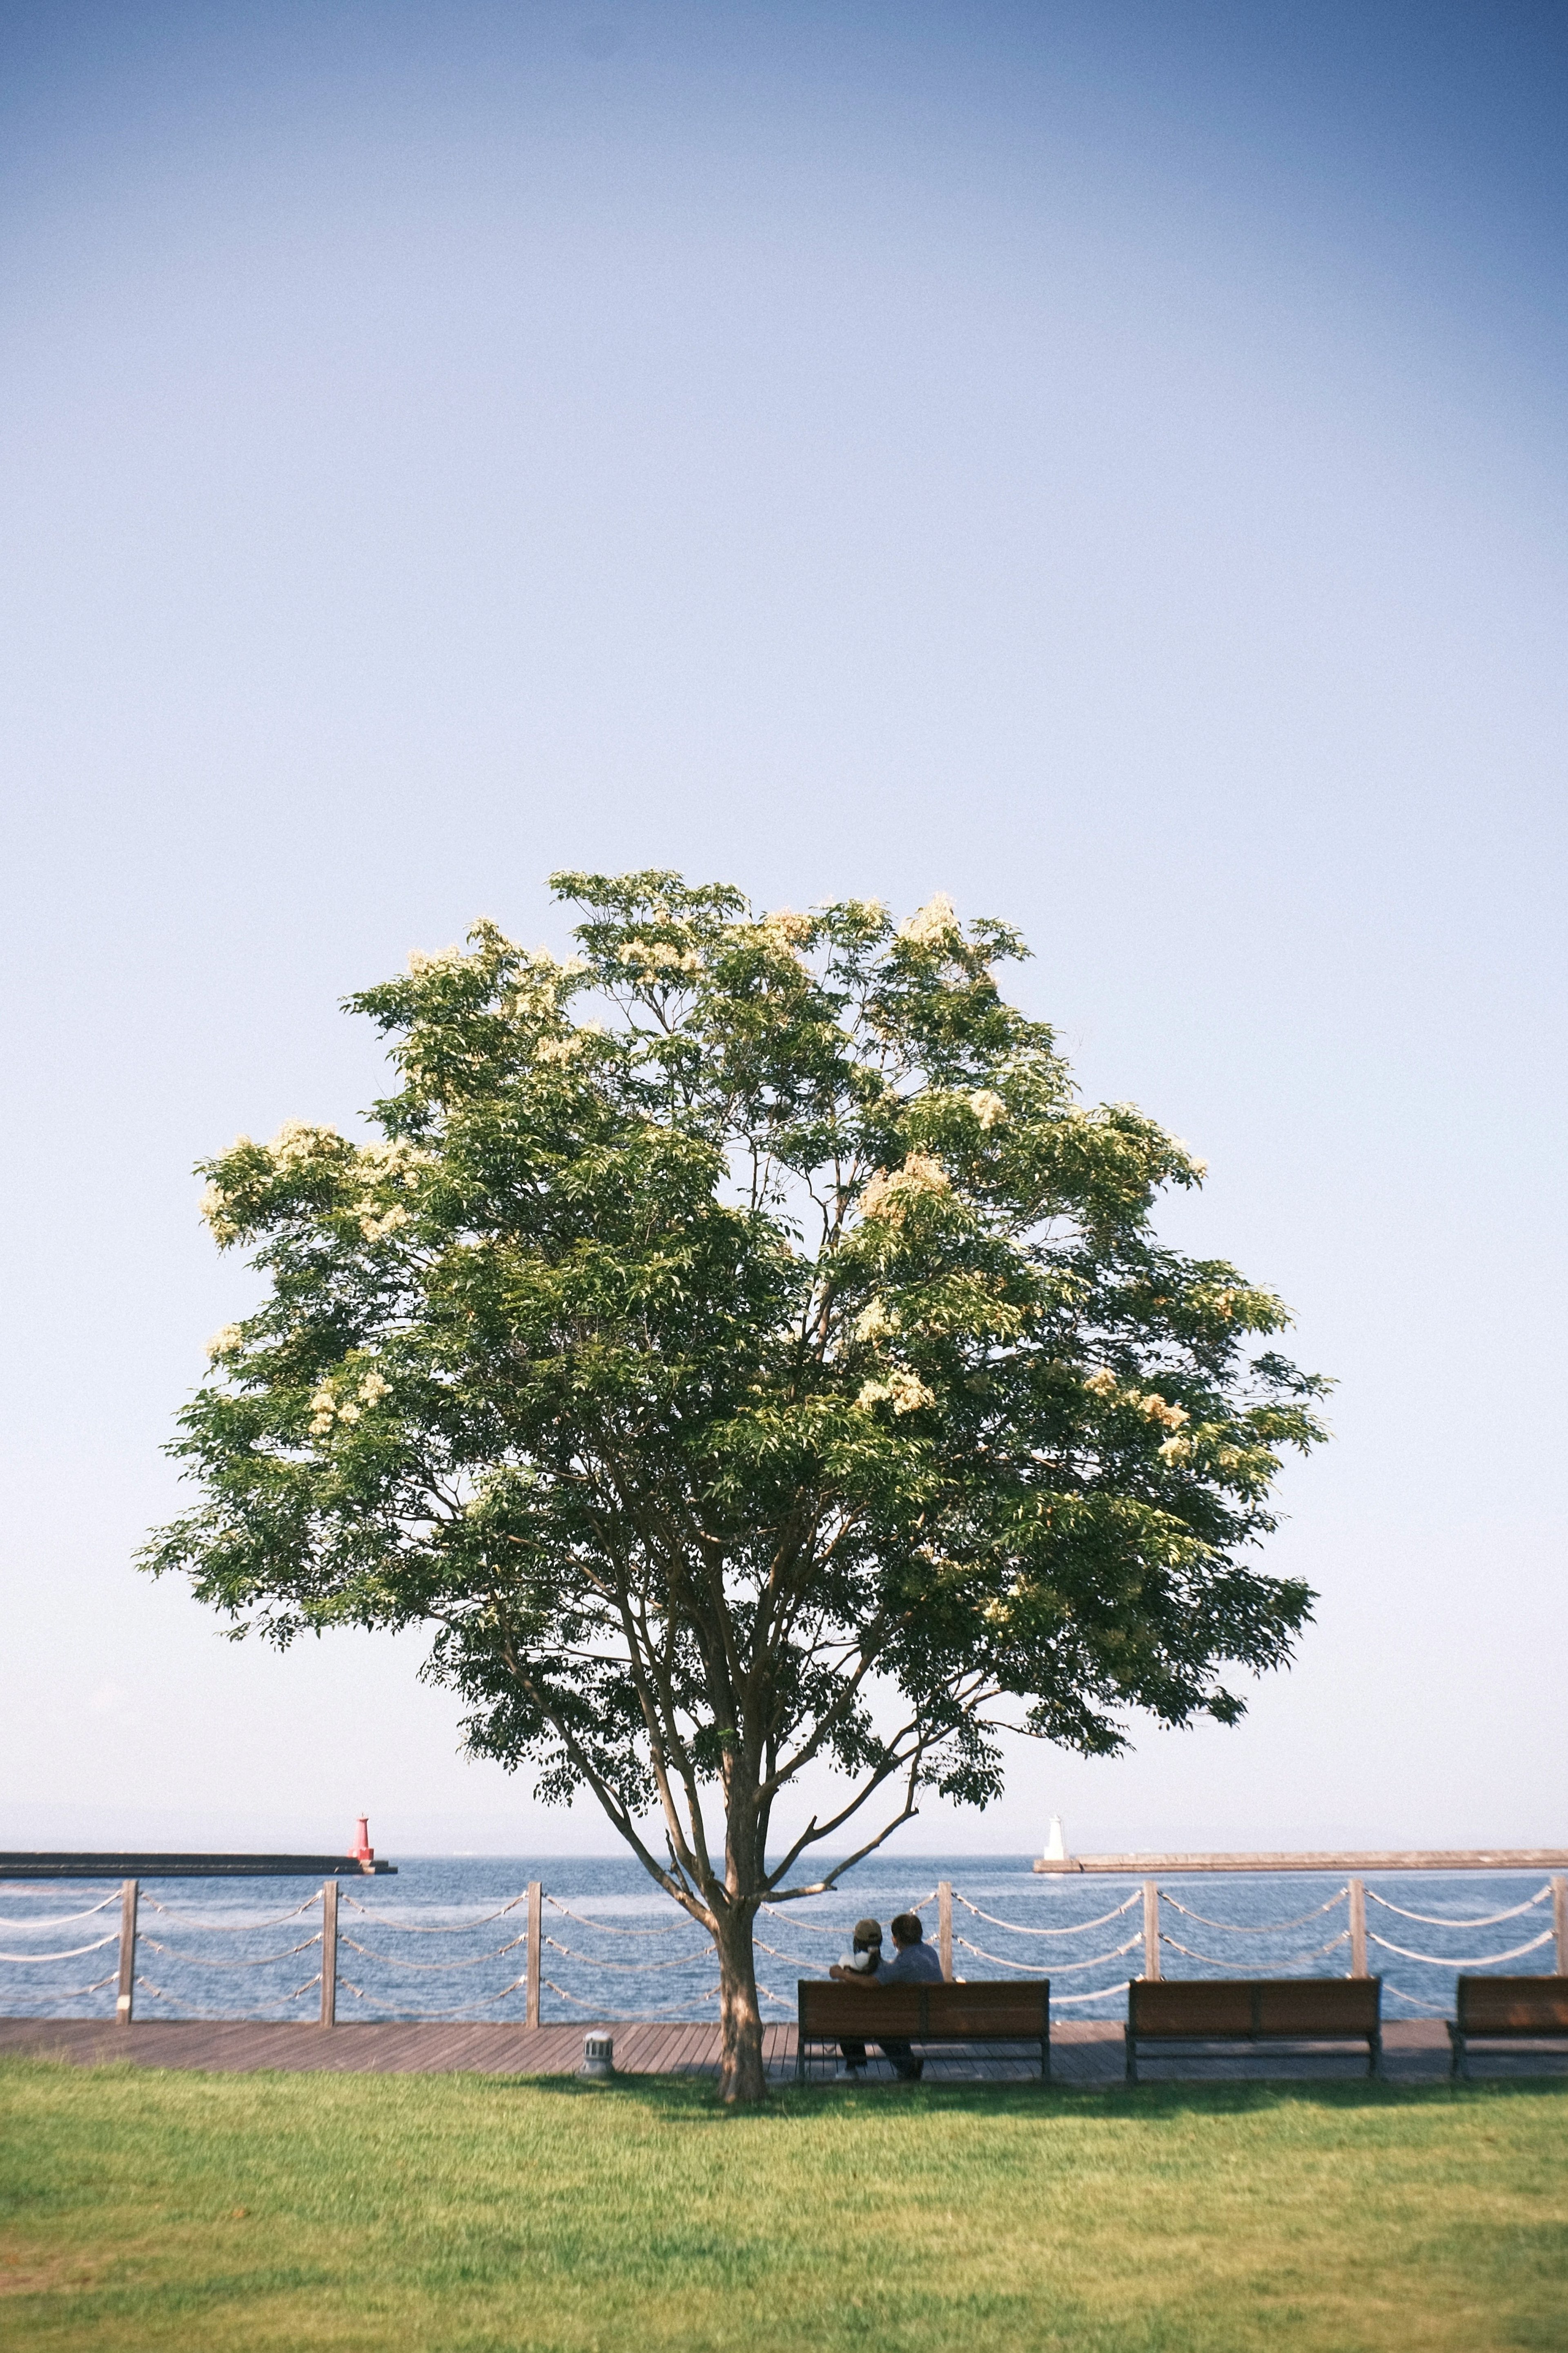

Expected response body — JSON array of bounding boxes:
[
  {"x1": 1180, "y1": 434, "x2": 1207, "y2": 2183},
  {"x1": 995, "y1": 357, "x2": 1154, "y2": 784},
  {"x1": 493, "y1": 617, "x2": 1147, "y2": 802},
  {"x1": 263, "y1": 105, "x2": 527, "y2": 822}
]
[
  {"x1": 828, "y1": 1918, "x2": 884, "y2": 2078},
  {"x1": 828, "y1": 1911, "x2": 942, "y2": 2080}
]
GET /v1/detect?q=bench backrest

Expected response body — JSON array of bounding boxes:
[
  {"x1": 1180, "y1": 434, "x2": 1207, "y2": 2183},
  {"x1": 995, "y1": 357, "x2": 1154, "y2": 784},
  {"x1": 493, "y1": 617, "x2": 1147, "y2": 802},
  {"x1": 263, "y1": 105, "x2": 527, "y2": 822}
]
[
  {"x1": 1456, "y1": 1975, "x2": 1568, "y2": 2033},
  {"x1": 798, "y1": 1979, "x2": 1048, "y2": 2039},
  {"x1": 1129, "y1": 1977, "x2": 1381, "y2": 2038}
]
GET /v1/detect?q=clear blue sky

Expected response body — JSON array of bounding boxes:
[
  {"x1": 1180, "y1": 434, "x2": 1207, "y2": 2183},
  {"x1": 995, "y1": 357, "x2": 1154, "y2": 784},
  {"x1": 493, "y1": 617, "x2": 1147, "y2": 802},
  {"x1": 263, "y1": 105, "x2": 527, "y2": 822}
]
[{"x1": 2, "y1": 1, "x2": 1564, "y2": 1857}]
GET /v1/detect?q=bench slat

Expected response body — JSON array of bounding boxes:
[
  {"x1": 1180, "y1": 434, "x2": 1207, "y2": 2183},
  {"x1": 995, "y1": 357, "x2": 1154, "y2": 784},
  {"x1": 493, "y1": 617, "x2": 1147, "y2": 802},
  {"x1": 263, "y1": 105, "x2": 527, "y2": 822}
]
[
  {"x1": 1129, "y1": 1978, "x2": 1380, "y2": 2039},
  {"x1": 1256, "y1": 1981, "x2": 1381, "y2": 2034},
  {"x1": 799, "y1": 1981, "x2": 1048, "y2": 2037},
  {"x1": 1455, "y1": 1976, "x2": 1568, "y2": 2035}
]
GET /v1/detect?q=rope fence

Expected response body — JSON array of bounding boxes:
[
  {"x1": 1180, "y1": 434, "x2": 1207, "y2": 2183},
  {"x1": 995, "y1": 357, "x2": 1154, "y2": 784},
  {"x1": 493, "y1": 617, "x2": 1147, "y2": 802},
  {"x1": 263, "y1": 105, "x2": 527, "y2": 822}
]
[
  {"x1": 1159, "y1": 1888, "x2": 1349, "y2": 1934},
  {"x1": 4, "y1": 1866, "x2": 1564, "y2": 2030},
  {"x1": 133, "y1": 1971, "x2": 322, "y2": 2020},
  {"x1": 1366, "y1": 1886, "x2": 1552, "y2": 1927},
  {"x1": 0, "y1": 1933, "x2": 120, "y2": 1963},
  {"x1": 0, "y1": 1896, "x2": 119, "y2": 1930},
  {"x1": 1159, "y1": 1930, "x2": 1352, "y2": 1969},
  {"x1": 953, "y1": 1890, "x2": 1141, "y2": 1937},
  {"x1": 1368, "y1": 1927, "x2": 1556, "y2": 1969},
  {"x1": 340, "y1": 1974, "x2": 531, "y2": 2017},
  {"x1": 956, "y1": 1934, "x2": 1144, "y2": 1974},
  {"x1": 338, "y1": 1936, "x2": 528, "y2": 1972},
  {"x1": 142, "y1": 1892, "x2": 322, "y2": 1932}
]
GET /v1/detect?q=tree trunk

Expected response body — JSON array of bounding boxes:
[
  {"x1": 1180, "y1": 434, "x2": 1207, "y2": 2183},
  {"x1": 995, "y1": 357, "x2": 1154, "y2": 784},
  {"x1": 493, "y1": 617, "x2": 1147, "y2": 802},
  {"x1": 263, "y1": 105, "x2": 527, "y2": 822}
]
[{"x1": 713, "y1": 1907, "x2": 768, "y2": 2104}]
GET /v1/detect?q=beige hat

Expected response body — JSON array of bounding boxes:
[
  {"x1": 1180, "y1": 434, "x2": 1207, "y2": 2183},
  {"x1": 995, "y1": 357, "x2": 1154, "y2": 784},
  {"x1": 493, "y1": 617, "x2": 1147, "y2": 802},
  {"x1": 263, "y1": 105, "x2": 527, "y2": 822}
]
[{"x1": 852, "y1": 1918, "x2": 883, "y2": 1944}]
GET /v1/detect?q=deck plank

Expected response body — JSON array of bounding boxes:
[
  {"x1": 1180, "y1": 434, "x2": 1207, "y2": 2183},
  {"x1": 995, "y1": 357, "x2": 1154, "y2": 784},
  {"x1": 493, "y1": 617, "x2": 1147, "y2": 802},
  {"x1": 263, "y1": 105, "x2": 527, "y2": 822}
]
[{"x1": 0, "y1": 2015, "x2": 1497, "y2": 2081}]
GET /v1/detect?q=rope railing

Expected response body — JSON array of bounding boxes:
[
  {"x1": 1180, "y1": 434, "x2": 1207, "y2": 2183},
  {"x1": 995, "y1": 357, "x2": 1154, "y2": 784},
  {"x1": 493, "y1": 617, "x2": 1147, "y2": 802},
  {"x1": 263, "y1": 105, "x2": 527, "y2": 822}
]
[
  {"x1": 7, "y1": 1864, "x2": 1564, "y2": 2032},
  {"x1": 337, "y1": 1935, "x2": 527, "y2": 1973},
  {"x1": 1368, "y1": 1927, "x2": 1556, "y2": 1969},
  {"x1": 339, "y1": 1890, "x2": 528, "y2": 1933},
  {"x1": 1160, "y1": 1929, "x2": 1352, "y2": 1970},
  {"x1": 1365, "y1": 1884, "x2": 1552, "y2": 1928},
  {"x1": 543, "y1": 1976, "x2": 722, "y2": 2018},
  {"x1": 30, "y1": 1972, "x2": 119, "y2": 2001},
  {"x1": 142, "y1": 1892, "x2": 321, "y2": 1932},
  {"x1": 138, "y1": 1934, "x2": 323, "y2": 1971},
  {"x1": 1380, "y1": 1982, "x2": 1450, "y2": 2013},
  {"x1": 545, "y1": 1896, "x2": 696, "y2": 1937},
  {"x1": 0, "y1": 1933, "x2": 120, "y2": 1964},
  {"x1": 1049, "y1": 1982, "x2": 1142, "y2": 2005},
  {"x1": 0, "y1": 1896, "x2": 120, "y2": 1929},
  {"x1": 134, "y1": 1971, "x2": 322, "y2": 2020},
  {"x1": 1159, "y1": 1888, "x2": 1348, "y2": 1934},
  {"x1": 953, "y1": 1890, "x2": 1141, "y2": 1936},
  {"x1": 543, "y1": 1935, "x2": 714, "y2": 1973},
  {"x1": 956, "y1": 1934, "x2": 1142, "y2": 1974},
  {"x1": 757, "y1": 1906, "x2": 845, "y2": 1937},
  {"x1": 757, "y1": 1889, "x2": 940, "y2": 1936},
  {"x1": 340, "y1": 1973, "x2": 530, "y2": 2017},
  {"x1": 753, "y1": 1936, "x2": 831, "y2": 1972}
]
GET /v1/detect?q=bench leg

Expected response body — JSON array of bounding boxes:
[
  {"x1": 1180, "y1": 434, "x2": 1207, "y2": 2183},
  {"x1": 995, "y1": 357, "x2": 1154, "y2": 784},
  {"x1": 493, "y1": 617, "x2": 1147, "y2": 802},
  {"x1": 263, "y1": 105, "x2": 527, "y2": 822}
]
[
  {"x1": 1368, "y1": 2029, "x2": 1382, "y2": 2082},
  {"x1": 1040, "y1": 2033, "x2": 1051, "y2": 2086},
  {"x1": 1446, "y1": 2026, "x2": 1467, "y2": 2083},
  {"x1": 795, "y1": 2036, "x2": 806, "y2": 2088},
  {"x1": 1124, "y1": 2029, "x2": 1138, "y2": 2085}
]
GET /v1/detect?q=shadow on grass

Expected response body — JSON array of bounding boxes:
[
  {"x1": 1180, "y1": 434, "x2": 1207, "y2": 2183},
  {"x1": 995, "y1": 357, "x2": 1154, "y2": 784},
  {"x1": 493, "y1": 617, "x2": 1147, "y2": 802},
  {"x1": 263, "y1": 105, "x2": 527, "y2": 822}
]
[{"x1": 472, "y1": 2070, "x2": 1568, "y2": 2122}]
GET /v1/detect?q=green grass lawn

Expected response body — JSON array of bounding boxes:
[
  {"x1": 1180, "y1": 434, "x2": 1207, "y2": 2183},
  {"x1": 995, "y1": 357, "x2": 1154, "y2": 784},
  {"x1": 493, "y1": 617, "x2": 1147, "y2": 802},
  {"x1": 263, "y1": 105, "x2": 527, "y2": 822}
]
[{"x1": 2, "y1": 2059, "x2": 1565, "y2": 2352}]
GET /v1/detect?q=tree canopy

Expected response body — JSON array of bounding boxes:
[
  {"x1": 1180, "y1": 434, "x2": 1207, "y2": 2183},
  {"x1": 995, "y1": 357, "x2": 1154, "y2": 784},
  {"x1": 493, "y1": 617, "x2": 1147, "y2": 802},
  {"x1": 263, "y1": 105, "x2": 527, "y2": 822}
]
[{"x1": 144, "y1": 871, "x2": 1327, "y2": 2098}]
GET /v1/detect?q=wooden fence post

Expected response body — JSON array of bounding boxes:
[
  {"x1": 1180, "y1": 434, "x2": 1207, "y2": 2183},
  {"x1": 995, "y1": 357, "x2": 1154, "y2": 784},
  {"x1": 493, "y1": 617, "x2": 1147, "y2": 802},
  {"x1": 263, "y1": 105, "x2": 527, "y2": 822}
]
[
  {"x1": 115, "y1": 1879, "x2": 138, "y2": 2025},
  {"x1": 1554, "y1": 1876, "x2": 1566, "y2": 1976},
  {"x1": 526, "y1": 1881, "x2": 542, "y2": 2028},
  {"x1": 319, "y1": 1880, "x2": 338, "y2": 2027},
  {"x1": 1142, "y1": 1880, "x2": 1161, "y2": 1980},
  {"x1": 1348, "y1": 1878, "x2": 1368, "y2": 1977},
  {"x1": 937, "y1": 1882, "x2": 953, "y2": 1980}
]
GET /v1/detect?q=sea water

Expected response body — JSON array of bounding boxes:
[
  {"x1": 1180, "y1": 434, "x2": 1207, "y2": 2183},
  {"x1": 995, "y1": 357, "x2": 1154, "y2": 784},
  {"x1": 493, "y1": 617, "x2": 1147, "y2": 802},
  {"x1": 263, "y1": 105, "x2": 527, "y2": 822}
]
[{"x1": 1, "y1": 1853, "x2": 1555, "y2": 2026}]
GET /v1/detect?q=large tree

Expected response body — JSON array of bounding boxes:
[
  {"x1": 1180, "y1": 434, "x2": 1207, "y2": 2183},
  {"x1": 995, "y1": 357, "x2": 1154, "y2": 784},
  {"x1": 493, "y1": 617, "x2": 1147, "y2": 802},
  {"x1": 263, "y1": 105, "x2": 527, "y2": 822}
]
[{"x1": 144, "y1": 872, "x2": 1326, "y2": 2100}]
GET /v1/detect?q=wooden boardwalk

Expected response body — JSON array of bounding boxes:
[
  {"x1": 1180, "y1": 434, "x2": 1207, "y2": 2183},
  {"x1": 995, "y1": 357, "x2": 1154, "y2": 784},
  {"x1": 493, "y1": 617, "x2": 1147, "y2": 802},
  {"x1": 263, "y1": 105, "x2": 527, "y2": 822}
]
[{"x1": 5, "y1": 2015, "x2": 1555, "y2": 2081}]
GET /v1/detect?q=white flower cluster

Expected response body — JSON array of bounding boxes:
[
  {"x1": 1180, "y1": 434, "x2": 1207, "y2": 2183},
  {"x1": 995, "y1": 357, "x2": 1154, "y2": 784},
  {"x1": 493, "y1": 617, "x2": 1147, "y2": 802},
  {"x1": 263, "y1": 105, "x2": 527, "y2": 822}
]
[
  {"x1": 535, "y1": 1033, "x2": 588, "y2": 1064},
  {"x1": 858, "y1": 1153, "x2": 950, "y2": 1226},
  {"x1": 198, "y1": 1181, "x2": 238, "y2": 1245},
  {"x1": 1084, "y1": 1367, "x2": 1190, "y2": 1439},
  {"x1": 896, "y1": 893, "x2": 958, "y2": 949},
  {"x1": 755, "y1": 908, "x2": 812, "y2": 955},
  {"x1": 309, "y1": 1369, "x2": 390, "y2": 1439},
  {"x1": 857, "y1": 1367, "x2": 935, "y2": 1415},
  {"x1": 270, "y1": 1120, "x2": 342, "y2": 1169},
  {"x1": 853, "y1": 1298, "x2": 900, "y2": 1343},
  {"x1": 359, "y1": 1140, "x2": 422, "y2": 1177},
  {"x1": 359, "y1": 1204, "x2": 410, "y2": 1243},
  {"x1": 968, "y1": 1089, "x2": 1007, "y2": 1130},
  {"x1": 618, "y1": 938, "x2": 703, "y2": 977}
]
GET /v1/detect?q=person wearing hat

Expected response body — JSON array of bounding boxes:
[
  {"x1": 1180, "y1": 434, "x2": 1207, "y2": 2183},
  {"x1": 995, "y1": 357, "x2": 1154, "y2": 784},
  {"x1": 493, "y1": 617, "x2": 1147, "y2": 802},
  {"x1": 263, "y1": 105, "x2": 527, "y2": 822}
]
[{"x1": 827, "y1": 1918, "x2": 885, "y2": 2078}]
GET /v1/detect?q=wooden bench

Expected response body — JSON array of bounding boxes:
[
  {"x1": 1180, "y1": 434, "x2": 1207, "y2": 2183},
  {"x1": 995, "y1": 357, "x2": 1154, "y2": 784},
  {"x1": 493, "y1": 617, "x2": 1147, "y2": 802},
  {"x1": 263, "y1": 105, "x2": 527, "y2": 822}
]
[
  {"x1": 1125, "y1": 1977, "x2": 1382, "y2": 2081},
  {"x1": 1448, "y1": 1976, "x2": 1568, "y2": 2078},
  {"x1": 796, "y1": 1978, "x2": 1050, "y2": 2083}
]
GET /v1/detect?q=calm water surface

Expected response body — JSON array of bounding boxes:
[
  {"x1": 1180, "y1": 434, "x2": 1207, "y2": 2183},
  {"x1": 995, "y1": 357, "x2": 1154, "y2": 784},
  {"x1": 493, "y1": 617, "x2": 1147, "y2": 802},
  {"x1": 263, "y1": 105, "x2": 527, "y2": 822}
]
[{"x1": 2, "y1": 1853, "x2": 1555, "y2": 2025}]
